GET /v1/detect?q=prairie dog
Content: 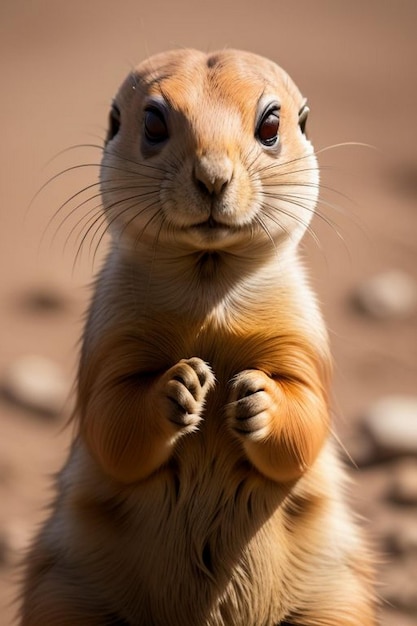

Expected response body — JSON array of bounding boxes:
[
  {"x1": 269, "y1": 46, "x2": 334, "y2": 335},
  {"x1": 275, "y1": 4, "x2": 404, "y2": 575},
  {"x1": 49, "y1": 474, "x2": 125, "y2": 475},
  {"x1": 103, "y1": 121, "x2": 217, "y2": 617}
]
[{"x1": 20, "y1": 49, "x2": 375, "y2": 625}]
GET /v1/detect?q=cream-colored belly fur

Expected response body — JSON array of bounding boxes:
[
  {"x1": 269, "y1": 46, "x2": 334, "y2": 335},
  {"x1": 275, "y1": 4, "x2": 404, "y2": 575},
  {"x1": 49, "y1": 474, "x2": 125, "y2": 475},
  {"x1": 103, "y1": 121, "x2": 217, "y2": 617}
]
[{"x1": 45, "y1": 437, "x2": 365, "y2": 626}]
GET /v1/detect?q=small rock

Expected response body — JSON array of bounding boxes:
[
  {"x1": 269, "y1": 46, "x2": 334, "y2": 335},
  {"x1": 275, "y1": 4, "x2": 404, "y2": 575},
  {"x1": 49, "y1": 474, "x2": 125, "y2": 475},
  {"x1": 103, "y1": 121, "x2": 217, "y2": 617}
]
[
  {"x1": 0, "y1": 523, "x2": 32, "y2": 566},
  {"x1": 381, "y1": 608, "x2": 417, "y2": 626},
  {"x1": 383, "y1": 562, "x2": 417, "y2": 612},
  {"x1": 1, "y1": 354, "x2": 69, "y2": 417},
  {"x1": 352, "y1": 270, "x2": 417, "y2": 319},
  {"x1": 345, "y1": 432, "x2": 376, "y2": 467},
  {"x1": 18, "y1": 286, "x2": 69, "y2": 314},
  {"x1": 387, "y1": 459, "x2": 417, "y2": 505},
  {"x1": 362, "y1": 395, "x2": 417, "y2": 458},
  {"x1": 386, "y1": 522, "x2": 417, "y2": 556},
  {"x1": 390, "y1": 161, "x2": 417, "y2": 199}
]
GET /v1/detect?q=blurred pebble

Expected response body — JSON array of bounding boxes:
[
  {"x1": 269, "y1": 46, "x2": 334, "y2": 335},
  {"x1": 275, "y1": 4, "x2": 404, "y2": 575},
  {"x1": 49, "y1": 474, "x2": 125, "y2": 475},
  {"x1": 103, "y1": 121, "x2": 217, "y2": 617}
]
[
  {"x1": 390, "y1": 161, "x2": 417, "y2": 199},
  {"x1": 17, "y1": 286, "x2": 69, "y2": 314},
  {"x1": 352, "y1": 270, "x2": 417, "y2": 319},
  {"x1": 383, "y1": 562, "x2": 417, "y2": 612},
  {"x1": 1, "y1": 354, "x2": 69, "y2": 417},
  {"x1": 363, "y1": 395, "x2": 417, "y2": 458},
  {"x1": 0, "y1": 523, "x2": 32, "y2": 567},
  {"x1": 387, "y1": 459, "x2": 417, "y2": 505},
  {"x1": 345, "y1": 432, "x2": 377, "y2": 467},
  {"x1": 381, "y1": 608, "x2": 417, "y2": 626},
  {"x1": 386, "y1": 522, "x2": 417, "y2": 556}
]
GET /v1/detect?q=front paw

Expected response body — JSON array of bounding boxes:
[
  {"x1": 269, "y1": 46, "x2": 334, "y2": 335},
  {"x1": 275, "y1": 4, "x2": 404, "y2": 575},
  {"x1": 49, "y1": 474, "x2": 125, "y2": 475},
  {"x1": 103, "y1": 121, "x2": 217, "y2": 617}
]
[
  {"x1": 227, "y1": 370, "x2": 278, "y2": 441},
  {"x1": 226, "y1": 369, "x2": 329, "y2": 482},
  {"x1": 158, "y1": 357, "x2": 215, "y2": 433}
]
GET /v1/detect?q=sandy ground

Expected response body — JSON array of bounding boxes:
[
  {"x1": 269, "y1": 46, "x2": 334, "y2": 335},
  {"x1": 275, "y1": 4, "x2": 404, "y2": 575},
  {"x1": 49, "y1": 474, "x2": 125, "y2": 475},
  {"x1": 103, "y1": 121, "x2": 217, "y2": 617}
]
[{"x1": 0, "y1": 1, "x2": 416, "y2": 624}]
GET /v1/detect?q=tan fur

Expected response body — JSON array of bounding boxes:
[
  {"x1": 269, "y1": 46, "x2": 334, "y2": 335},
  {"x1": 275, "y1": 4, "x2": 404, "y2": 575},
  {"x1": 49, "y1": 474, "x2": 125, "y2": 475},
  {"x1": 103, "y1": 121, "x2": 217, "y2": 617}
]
[{"x1": 20, "y1": 49, "x2": 375, "y2": 625}]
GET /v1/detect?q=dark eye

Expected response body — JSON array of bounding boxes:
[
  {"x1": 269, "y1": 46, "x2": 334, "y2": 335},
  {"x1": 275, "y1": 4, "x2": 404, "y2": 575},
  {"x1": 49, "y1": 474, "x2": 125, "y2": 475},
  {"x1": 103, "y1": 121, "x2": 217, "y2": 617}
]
[
  {"x1": 144, "y1": 107, "x2": 169, "y2": 144},
  {"x1": 107, "y1": 104, "x2": 121, "y2": 143},
  {"x1": 257, "y1": 107, "x2": 280, "y2": 147},
  {"x1": 298, "y1": 102, "x2": 309, "y2": 135}
]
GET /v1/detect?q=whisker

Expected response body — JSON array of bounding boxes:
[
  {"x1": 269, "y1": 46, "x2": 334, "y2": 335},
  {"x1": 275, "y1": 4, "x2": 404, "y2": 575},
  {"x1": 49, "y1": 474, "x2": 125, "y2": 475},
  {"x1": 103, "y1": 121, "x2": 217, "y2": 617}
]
[
  {"x1": 260, "y1": 203, "x2": 299, "y2": 243},
  {"x1": 40, "y1": 181, "x2": 104, "y2": 249},
  {"x1": 65, "y1": 203, "x2": 104, "y2": 254},
  {"x1": 262, "y1": 193, "x2": 352, "y2": 264},
  {"x1": 30, "y1": 162, "x2": 164, "y2": 214},
  {"x1": 261, "y1": 190, "x2": 343, "y2": 236},
  {"x1": 91, "y1": 197, "x2": 160, "y2": 265},
  {"x1": 27, "y1": 164, "x2": 98, "y2": 218},
  {"x1": 48, "y1": 184, "x2": 159, "y2": 248},
  {"x1": 261, "y1": 178, "x2": 355, "y2": 209},
  {"x1": 252, "y1": 152, "x2": 318, "y2": 178},
  {"x1": 91, "y1": 216, "x2": 115, "y2": 269},
  {"x1": 72, "y1": 211, "x2": 108, "y2": 273},
  {"x1": 259, "y1": 165, "x2": 322, "y2": 183},
  {"x1": 244, "y1": 146, "x2": 263, "y2": 175},
  {"x1": 43, "y1": 143, "x2": 104, "y2": 168},
  {"x1": 315, "y1": 141, "x2": 377, "y2": 156},
  {"x1": 72, "y1": 191, "x2": 157, "y2": 270},
  {"x1": 103, "y1": 162, "x2": 165, "y2": 182},
  {"x1": 262, "y1": 200, "x2": 322, "y2": 250},
  {"x1": 143, "y1": 213, "x2": 168, "y2": 316},
  {"x1": 268, "y1": 190, "x2": 350, "y2": 246},
  {"x1": 132, "y1": 203, "x2": 163, "y2": 248},
  {"x1": 330, "y1": 426, "x2": 358, "y2": 469},
  {"x1": 44, "y1": 141, "x2": 169, "y2": 178},
  {"x1": 254, "y1": 214, "x2": 277, "y2": 252},
  {"x1": 84, "y1": 212, "x2": 110, "y2": 266},
  {"x1": 106, "y1": 148, "x2": 170, "y2": 176}
]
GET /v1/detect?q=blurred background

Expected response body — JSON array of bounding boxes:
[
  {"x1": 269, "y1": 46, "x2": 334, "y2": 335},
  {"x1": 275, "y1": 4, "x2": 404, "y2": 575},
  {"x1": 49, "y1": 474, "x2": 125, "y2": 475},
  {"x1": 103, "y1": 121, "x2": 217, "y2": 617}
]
[{"x1": 0, "y1": 1, "x2": 416, "y2": 624}]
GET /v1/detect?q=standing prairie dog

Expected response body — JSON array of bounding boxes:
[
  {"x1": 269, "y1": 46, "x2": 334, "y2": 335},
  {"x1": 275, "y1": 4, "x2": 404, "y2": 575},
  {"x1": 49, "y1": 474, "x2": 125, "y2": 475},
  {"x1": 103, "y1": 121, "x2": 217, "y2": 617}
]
[{"x1": 20, "y1": 49, "x2": 375, "y2": 625}]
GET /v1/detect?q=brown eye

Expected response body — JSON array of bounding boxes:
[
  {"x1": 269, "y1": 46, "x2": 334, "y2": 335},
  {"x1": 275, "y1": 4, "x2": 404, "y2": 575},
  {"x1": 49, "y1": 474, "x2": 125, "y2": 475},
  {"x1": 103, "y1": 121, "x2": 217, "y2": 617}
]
[
  {"x1": 257, "y1": 107, "x2": 280, "y2": 147},
  {"x1": 144, "y1": 107, "x2": 169, "y2": 144}
]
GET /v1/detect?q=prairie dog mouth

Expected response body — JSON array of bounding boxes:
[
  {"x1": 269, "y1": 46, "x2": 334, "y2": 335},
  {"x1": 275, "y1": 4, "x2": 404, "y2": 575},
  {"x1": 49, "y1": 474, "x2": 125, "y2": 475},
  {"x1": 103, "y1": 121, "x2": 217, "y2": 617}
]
[
  {"x1": 194, "y1": 217, "x2": 232, "y2": 229},
  {"x1": 181, "y1": 215, "x2": 244, "y2": 248}
]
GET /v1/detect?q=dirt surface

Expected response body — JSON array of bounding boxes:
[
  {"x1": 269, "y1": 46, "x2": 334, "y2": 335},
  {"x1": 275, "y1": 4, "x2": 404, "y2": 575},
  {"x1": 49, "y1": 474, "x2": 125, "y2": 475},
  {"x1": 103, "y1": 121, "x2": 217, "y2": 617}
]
[{"x1": 0, "y1": 1, "x2": 416, "y2": 624}]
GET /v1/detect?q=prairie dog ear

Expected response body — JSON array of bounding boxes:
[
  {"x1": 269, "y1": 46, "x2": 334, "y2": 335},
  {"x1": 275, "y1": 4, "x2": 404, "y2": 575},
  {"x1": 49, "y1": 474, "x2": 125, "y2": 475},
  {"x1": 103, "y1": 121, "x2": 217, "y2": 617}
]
[
  {"x1": 298, "y1": 99, "x2": 310, "y2": 135},
  {"x1": 106, "y1": 102, "x2": 121, "y2": 144}
]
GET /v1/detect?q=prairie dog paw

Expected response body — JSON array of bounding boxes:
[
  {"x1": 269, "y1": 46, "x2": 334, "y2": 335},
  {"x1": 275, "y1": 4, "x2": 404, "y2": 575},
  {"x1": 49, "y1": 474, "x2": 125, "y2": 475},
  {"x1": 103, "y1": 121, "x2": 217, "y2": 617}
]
[
  {"x1": 159, "y1": 358, "x2": 215, "y2": 432},
  {"x1": 227, "y1": 370, "x2": 278, "y2": 441}
]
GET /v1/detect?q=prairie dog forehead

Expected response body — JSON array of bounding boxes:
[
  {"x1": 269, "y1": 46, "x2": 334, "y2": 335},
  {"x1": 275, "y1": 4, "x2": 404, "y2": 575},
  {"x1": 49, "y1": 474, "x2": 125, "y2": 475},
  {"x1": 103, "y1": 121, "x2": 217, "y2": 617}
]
[{"x1": 124, "y1": 49, "x2": 303, "y2": 127}]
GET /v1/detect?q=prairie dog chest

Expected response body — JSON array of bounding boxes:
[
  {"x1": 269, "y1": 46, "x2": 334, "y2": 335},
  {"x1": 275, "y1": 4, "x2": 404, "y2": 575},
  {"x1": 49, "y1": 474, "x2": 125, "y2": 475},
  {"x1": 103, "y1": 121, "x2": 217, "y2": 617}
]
[{"x1": 88, "y1": 245, "x2": 314, "y2": 376}]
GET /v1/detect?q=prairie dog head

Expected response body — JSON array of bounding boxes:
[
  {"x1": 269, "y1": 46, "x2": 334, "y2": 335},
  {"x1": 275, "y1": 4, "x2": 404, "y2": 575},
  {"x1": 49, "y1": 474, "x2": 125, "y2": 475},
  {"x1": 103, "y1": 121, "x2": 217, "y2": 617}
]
[{"x1": 101, "y1": 49, "x2": 317, "y2": 257}]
